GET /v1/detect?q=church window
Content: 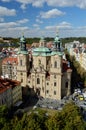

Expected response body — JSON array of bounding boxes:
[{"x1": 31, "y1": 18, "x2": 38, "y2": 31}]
[
  {"x1": 47, "y1": 82, "x2": 49, "y2": 85},
  {"x1": 20, "y1": 60, "x2": 22, "y2": 66},
  {"x1": 54, "y1": 61, "x2": 57, "y2": 68},
  {"x1": 21, "y1": 72, "x2": 23, "y2": 75},
  {"x1": 37, "y1": 78, "x2": 40, "y2": 84},
  {"x1": 54, "y1": 91, "x2": 56, "y2": 95},
  {"x1": 21, "y1": 78, "x2": 23, "y2": 82},
  {"x1": 39, "y1": 59, "x2": 41, "y2": 65},
  {"x1": 54, "y1": 74, "x2": 56, "y2": 79},
  {"x1": 46, "y1": 90, "x2": 49, "y2": 94},
  {"x1": 54, "y1": 82, "x2": 57, "y2": 86},
  {"x1": 65, "y1": 82, "x2": 68, "y2": 88},
  {"x1": 42, "y1": 87, "x2": 44, "y2": 92}
]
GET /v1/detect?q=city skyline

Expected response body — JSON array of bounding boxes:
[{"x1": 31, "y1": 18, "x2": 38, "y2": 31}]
[{"x1": 0, "y1": 0, "x2": 86, "y2": 38}]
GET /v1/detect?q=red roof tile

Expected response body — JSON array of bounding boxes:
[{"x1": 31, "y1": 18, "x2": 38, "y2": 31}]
[
  {"x1": 2, "y1": 57, "x2": 18, "y2": 65},
  {"x1": 0, "y1": 78, "x2": 20, "y2": 94}
]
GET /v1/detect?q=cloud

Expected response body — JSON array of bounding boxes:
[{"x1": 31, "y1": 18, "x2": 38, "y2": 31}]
[
  {"x1": 0, "y1": 6, "x2": 16, "y2": 16},
  {"x1": 36, "y1": 18, "x2": 43, "y2": 24},
  {"x1": 0, "y1": 18, "x2": 4, "y2": 22},
  {"x1": 33, "y1": 24, "x2": 39, "y2": 27},
  {"x1": 0, "y1": 26, "x2": 29, "y2": 37},
  {"x1": 15, "y1": 0, "x2": 86, "y2": 9},
  {"x1": 0, "y1": 18, "x2": 29, "y2": 37},
  {"x1": 57, "y1": 21, "x2": 72, "y2": 29},
  {"x1": 1, "y1": 0, "x2": 10, "y2": 2},
  {"x1": 16, "y1": 0, "x2": 32, "y2": 9},
  {"x1": 32, "y1": 0, "x2": 45, "y2": 7},
  {"x1": 40, "y1": 9, "x2": 65, "y2": 19},
  {"x1": 17, "y1": 19, "x2": 29, "y2": 24},
  {"x1": 0, "y1": 18, "x2": 29, "y2": 28}
]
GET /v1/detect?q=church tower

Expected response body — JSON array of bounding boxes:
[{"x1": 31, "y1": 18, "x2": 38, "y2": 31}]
[
  {"x1": 17, "y1": 35, "x2": 29, "y2": 93},
  {"x1": 50, "y1": 32, "x2": 63, "y2": 99}
]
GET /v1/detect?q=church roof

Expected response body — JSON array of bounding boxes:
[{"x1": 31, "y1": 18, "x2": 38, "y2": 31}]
[
  {"x1": 51, "y1": 51, "x2": 63, "y2": 56},
  {"x1": 17, "y1": 50, "x2": 28, "y2": 55},
  {"x1": 32, "y1": 47, "x2": 52, "y2": 56}
]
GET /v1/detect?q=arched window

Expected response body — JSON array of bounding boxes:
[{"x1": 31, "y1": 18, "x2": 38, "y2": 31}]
[
  {"x1": 54, "y1": 61, "x2": 57, "y2": 68},
  {"x1": 20, "y1": 60, "x2": 22, "y2": 66},
  {"x1": 54, "y1": 82, "x2": 57, "y2": 86},
  {"x1": 21, "y1": 78, "x2": 23, "y2": 83},
  {"x1": 37, "y1": 78, "x2": 40, "y2": 84},
  {"x1": 65, "y1": 82, "x2": 68, "y2": 88},
  {"x1": 21, "y1": 72, "x2": 23, "y2": 75}
]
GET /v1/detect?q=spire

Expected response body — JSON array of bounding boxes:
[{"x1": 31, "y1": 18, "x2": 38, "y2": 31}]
[
  {"x1": 20, "y1": 34, "x2": 27, "y2": 52},
  {"x1": 54, "y1": 28, "x2": 61, "y2": 51},
  {"x1": 39, "y1": 36, "x2": 46, "y2": 47}
]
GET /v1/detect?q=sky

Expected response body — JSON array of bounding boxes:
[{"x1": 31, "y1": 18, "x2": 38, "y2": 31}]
[{"x1": 0, "y1": 0, "x2": 86, "y2": 38}]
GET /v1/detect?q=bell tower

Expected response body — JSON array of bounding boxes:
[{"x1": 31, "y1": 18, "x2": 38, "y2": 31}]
[{"x1": 17, "y1": 35, "x2": 29, "y2": 89}]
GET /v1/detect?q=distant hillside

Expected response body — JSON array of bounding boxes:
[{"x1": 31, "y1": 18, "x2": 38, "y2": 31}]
[{"x1": 0, "y1": 37, "x2": 86, "y2": 47}]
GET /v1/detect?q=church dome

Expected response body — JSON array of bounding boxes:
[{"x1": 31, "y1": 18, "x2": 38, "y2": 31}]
[{"x1": 33, "y1": 47, "x2": 52, "y2": 56}]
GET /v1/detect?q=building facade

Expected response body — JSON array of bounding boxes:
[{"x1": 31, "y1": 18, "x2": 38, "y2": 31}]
[
  {"x1": 0, "y1": 78, "x2": 22, "y2": 107},
  {"x1": 2, "y1": 33, "x2": 72, "y2": 100}
]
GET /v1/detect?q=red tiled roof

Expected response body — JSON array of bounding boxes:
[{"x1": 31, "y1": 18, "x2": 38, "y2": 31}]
[
  {"x1": 2, "y1": 57, "x2": 18, "y2": 65},
  {"x1": 0, "y1": 78, "x2": 20, "y2": 94}
]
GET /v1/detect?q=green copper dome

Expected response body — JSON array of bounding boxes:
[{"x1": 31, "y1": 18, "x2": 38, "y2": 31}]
[
  {"x1": 17, "y1": 35, "x2": 28, "y2": 55},
  {"x1": 32, "y1": 47, "x2": 52, "y2": 56}
]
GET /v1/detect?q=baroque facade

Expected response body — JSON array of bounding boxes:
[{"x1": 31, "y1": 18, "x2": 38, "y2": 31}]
[
  {"x1": 2, "y1": 33, "x2": 72, "y2": 100},
  {"x1": 16, "y1": 33, "x2": 72, "y2": 100}
]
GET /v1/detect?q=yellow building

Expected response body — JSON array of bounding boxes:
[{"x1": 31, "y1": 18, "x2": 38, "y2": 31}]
[
  {"x1": 17, "y1": 33, "x2": 72, "y2": 100},
  {"x1": 1, "y1": 33, "x2": 72, "y2": 100}
]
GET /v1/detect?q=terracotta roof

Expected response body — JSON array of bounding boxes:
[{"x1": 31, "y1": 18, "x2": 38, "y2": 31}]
[
  {"x1": 2, "y1": 57, "x2": 18, "y2": 65},
  {"x1": 0, "y1": 78, "x2": 20, "y2": 94}
]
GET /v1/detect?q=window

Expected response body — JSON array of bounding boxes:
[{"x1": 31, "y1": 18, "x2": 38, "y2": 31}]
[
  {"x1": 54, "y1": 91, "x2": 56, "y2": 95},
  {"x1": 42, "y1": 87, "x2": 44, "y2": 92},
  {"x1": 28, "y1": 81, "x2": 30, "y2": 83},
  {"x1": 37, "y1": 78, "x2": 40, "y2": 84},
  {"x1": 21, "y1": 72, "x2": 23, "y2": 75},
  {"x1": 65, "y1": 82, "x2": 68, "y2": 88},
  {"x1": 47, "y1": 60, "x2": 49, "y2": 65},
  {"x1": 21, "y1": 78, "x2": 23, "y2": 82},
  {"x1": 46, "y1": 90, "x2": 49, "y2": 94},
  {"x1": 20, "y1": 60, "x2": 22, "y2": 66},
  {"x1": 54, "y1": 61, "x2": 57, "y2": 68},
  {"x1": 39, "y1": 59, "x2": 41, "y2": 65},
  {"x1": 54, "y1": 82, "x2": 57, "y2": 86},
  {"x1": 54, "y1": 74, "x2": 56, "y2": 79},
  {"x1": 47, "y1": 82, "x2": 49, "y2": 85}
]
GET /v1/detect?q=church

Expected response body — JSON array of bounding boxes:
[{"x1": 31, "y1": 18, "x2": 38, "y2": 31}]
[{"x1": 16, "y1": 32, "x2": 72, "y2": 100}]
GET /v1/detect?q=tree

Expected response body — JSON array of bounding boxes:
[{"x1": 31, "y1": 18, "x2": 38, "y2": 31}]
[{"x1": 0, "y1": 105, "x2": 8, "y2": 129}]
